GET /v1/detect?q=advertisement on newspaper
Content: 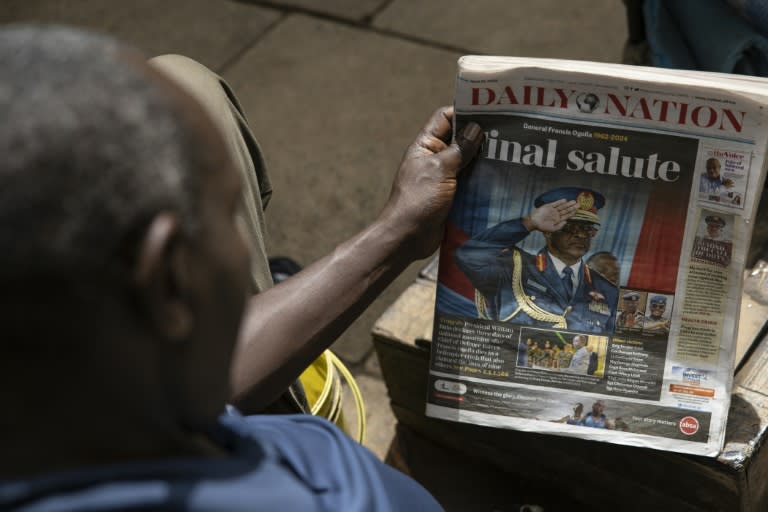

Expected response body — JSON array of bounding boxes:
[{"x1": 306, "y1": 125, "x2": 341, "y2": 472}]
[{"x1": 426, "y1": 58, "x2": 766, "y2": 456}]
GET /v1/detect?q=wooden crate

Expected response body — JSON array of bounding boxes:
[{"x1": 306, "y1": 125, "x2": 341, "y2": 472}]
[{"x1": 373, "y1": 273, "x2": 768, "y2": 511}]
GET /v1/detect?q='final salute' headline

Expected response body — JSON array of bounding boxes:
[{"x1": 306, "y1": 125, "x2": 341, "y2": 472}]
[{"x1": 484, "y1": 128, "x2": 682, "y2": 182}]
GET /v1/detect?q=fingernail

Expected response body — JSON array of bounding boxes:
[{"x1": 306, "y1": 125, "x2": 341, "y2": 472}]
[{"x1": 462, "y1": 122, "x2": 481, "y2": 141}]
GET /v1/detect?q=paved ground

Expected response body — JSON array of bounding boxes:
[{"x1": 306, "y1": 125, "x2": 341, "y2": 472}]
[{"x1": 2, "y1": 0, "x2": 628, "y2": 460}]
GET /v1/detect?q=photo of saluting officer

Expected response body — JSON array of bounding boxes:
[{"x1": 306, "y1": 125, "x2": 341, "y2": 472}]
[{"x1": 455, "y1": 187, "x2": 618, "y2": 333}]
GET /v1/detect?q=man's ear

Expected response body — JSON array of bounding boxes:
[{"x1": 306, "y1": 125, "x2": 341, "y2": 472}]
[{"x1": 133, "y1": 212, "x2": 194, "y2": 341}]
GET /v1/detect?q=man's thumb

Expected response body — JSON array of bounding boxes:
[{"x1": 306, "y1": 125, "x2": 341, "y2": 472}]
[{"x1": 437, "y1": 122, "x2": 484, "y2": 174}]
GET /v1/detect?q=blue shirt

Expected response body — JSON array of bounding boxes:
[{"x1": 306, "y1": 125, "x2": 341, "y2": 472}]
[{"x1": 0, "y1": 409, "x2": 442, "y2": 511}]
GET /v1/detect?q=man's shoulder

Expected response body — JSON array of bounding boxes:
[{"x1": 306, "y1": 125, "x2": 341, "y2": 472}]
[
  {"x1": 588, "y1": 270, "x2": 618, "y2": 297},
  {"x1": 0, "y1": 415, "x2": 323, "y2": 511},
  {"x1": 217, "y1": 413, "x2": 441, "y2": 511},
  {"x1": 589, "y1": 268, "x2": 616, "y2": 286},
  {"x1": 1, "y1": 413, "x2": 439, "y2": 512},
  {"x1": 481, "y1": 246, "x2": 538, "y2": 269},
  {"x1": 510, "y1": 246, "x2": 540, "y2": 262}
]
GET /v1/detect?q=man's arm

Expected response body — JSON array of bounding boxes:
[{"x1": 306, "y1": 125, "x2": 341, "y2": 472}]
[
  {"x1": 644, "y1": 318, "x2": 670, "y2": 333},
  {"x1": 454, "y1": 198, "x2": 579, "y2": 293},
  {"x1": 453, "y1": 218, "x2": 528, "y2": 295},
  {"x1": 230, "y1": 107, "x2": 483, "y2": 412}
]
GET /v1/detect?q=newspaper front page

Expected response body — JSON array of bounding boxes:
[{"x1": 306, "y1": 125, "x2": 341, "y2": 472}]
[{"x1": 426, "y1": 56, "x2": 768, "y2": 456}]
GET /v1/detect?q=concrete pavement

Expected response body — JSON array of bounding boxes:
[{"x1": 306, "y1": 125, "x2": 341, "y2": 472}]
[{"x1": 1, "y1": 0, "x2": 628, "y2": 461}]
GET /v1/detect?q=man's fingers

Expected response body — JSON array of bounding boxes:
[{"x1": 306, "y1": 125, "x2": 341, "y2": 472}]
[
  {"x1": 555, "y1": 200, "x2": 578, "y2": 212},
  {"x1": 559, "y1": 201, "x2": 580, "y2": 218},
  {"x1": 424, "y1": 106, "x2": 454, "y2": 143},
  {"x1": 408, "y1": 106, "x2": 483, "y2": 178},
  {"x1": 455, "y1": 122, "x2": 483, "y2": 166},
  {"x1": 434, "y1": 121, "x2": 484, "y2": 173}
]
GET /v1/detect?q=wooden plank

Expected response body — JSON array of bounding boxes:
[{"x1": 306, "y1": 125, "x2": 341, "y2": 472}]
[
  {"x1": 387, "y1": 423, "x2": 566, "y2": 511},
  {"x1": 735, "y1": 268, "x2": 768, "y2": 368},
  {"x1": 371, "y1": 277, "x2": 435, "y2": 348}
]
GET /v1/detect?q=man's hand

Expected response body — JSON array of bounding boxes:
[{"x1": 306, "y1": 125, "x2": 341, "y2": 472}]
[
  {"x1": 231, "y1": 107, "x2": 481, "y2": 412},
  {"x1": 522, "y1": 199, "x2": 580, "y2": 233},
  {"x1": 378, "y1": 106, "x2": 483, "y2": 260},
  {"x1": 723, "y1": 178, "x2": 735, "y2": 188},
  {"x1": 645, "y1": 319, "x2": 671, "y2": 333}
]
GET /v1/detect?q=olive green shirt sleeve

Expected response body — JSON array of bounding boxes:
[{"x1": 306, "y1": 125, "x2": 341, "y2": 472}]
[{"x1": 147, "y1": 54, "x2": 273, "y2": 294}]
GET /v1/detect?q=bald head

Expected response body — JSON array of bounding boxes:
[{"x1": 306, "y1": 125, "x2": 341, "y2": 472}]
[
  {"x1": 0, "y1": 28, "x2": 251, "y2": 471},
  {"x1": 705, "y1": 157, "x2": 721, "y2": 179},
  {"x1": 0, "y1": 26, "x2": 205, "y2": 285}
]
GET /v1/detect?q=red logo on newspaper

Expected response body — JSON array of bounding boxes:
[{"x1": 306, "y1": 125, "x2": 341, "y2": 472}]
[{"x1": 679, "y1": 416, "x2": 699, "y2": 436}]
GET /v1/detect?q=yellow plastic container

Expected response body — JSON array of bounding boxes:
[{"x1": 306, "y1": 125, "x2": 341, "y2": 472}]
[{"x1": 299, "y1": 350, "x2": 366, "y2": 443}]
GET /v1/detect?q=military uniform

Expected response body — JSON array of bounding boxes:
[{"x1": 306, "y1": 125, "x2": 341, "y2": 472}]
[
  {"x1": 532, "y1": 346, "x2": 548, "y2": 367},
  {"x1": 542, "y1": 348, "x2": 554, "y2": 368},
  {"x1": 643, "y1": 295, "x2": 670, "y2": 335},
  {"x1": 557, "y1": 350, "x2": 574, "y2": 369},
  {"x1": 643, "y1": 315, "x2": 670, "y2": 334},
  {"x1": 616, "y1": 291, "x2": 643, "y2": 331},
  {"x1": 455, "y1": 217, "x2": 618, "y2": 333},
  {"x1": 527, "y1": 345, "x2": 538, "y2": 367}
]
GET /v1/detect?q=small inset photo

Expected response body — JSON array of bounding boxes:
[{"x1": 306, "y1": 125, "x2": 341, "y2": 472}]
[
  {"x1": 692, "y1": 210, "x2": 733, "y2": 268},
  {"x1": 615, "y1": 289, "x2": 647, "y2": 333},
  {"x1": 698, "y1": 213, "x2": 731, "y2": 242},
  {"x1": 698, "y1": 148, "x2": 749, "y2": 208},
  {"x1": 641, "y1": 293, "x2": 673, "y2": 337},
  {"x1": 518, "y1": 328, "x2": 608, "y2": 377}
]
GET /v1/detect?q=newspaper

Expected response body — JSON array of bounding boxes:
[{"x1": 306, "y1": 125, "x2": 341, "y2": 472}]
[{"x1": 426, "y1": 56, "x2": 768, "y2": 456}]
